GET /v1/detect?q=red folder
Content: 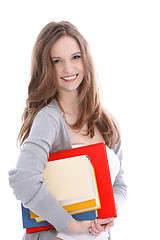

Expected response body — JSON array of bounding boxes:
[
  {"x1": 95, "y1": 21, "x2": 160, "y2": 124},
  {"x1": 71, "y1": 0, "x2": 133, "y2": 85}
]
[
  {"x1": 26, "y1": 225, "x2": 54, "y2": 234},
  {"x1": 48, "y1": 142, "x2": 117, "y2": 219},
  {"x1": 26, "y1": 142, "x2": 116, "y2": 233}
]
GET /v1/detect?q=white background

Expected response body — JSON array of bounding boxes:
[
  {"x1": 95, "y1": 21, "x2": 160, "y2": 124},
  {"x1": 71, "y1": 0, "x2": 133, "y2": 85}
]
[{"x1": 1, "y1": 0, "x2": 160, "y2": 239}]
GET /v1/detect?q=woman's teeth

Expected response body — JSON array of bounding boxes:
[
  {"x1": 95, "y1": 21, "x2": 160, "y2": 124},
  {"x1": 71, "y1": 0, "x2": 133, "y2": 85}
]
[{"x1": 62, "y1": 74, "x2": 77, "y2": 81}]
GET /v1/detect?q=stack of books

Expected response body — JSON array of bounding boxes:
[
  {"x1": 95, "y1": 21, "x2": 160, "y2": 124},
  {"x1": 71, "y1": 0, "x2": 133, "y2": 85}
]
[{"x1": 21, "y1": 142, "x2": 117, "y2": 233}]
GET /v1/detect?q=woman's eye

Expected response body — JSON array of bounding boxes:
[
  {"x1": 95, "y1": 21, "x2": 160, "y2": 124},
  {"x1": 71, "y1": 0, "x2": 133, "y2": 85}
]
[
  {"x1": 53, "y1": 59, "x2": 61, "y2": 64},
  {"x1": 72, "y1": 55, "x2": 81, "y2": 60}
]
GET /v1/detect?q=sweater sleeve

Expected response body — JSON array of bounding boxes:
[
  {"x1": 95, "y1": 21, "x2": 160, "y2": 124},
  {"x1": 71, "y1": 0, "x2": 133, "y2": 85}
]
[
  {"x1": 8, "y1": 110, "x2": 72, "y2": 231},
  {"x1": 112, "y1": 140, "x2": 127, "y2": 211}
]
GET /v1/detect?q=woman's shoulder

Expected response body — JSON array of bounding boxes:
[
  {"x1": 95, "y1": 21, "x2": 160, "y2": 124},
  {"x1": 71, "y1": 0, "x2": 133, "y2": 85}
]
[
  {"x1": 36, "y1": 100, "x2": 63, "y2": 122},
  {"x1": 30, "y1": 100, "x2": 63, "y2": 136}
]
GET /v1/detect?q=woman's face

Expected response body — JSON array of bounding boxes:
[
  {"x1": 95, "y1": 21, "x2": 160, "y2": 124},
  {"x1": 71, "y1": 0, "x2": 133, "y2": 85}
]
[{"x1": 51, "y1": 36, "x2": 84, "y2": 93}]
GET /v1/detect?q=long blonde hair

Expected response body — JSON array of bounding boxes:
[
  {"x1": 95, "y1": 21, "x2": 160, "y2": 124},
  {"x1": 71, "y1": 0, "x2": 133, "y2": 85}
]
[{"x1": 18, "y1": 21, "x2": 120, "y2": 148}]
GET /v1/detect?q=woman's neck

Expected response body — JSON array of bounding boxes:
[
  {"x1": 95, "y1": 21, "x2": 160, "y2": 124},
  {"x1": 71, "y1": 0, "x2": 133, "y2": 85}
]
[{"x1": 58, "y1": 90, "x2": 79, "y2": 116}]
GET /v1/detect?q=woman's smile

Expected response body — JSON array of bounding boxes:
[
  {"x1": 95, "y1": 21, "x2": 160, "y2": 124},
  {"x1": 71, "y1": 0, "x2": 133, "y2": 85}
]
[{"x1": 61, "y1": 74, "x2": 79, "y2": 82}]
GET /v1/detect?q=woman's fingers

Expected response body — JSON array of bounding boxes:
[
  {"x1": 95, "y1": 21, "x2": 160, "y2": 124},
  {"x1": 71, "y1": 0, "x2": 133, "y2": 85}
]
[
  {"x1": 94, "y1": 218, "x2": 114, "y2": 230},
  {"x1": 89, "y1": 218, "x2": 115, "y2": 236},
  {"x1": 89, "y1": 222, "x2": 101, "y2": 235},
  {"x1": 104, "y1": 220, "x2": 115, "y2": 231},
  {"x1": 98, "y1": 218, "x2": 114, "y2": 225}
]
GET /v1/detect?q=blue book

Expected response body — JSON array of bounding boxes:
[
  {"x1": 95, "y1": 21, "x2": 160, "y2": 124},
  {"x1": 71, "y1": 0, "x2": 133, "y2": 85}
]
[
  {"x1": 21, "y1": 204, "x2": 98, "y2": 232},
  {"x1": 21, "y1": 204, "x2": 51, "y2": 229},
  {"x1": 72, "y1": 210, "x2": 98, "y2": 221}
]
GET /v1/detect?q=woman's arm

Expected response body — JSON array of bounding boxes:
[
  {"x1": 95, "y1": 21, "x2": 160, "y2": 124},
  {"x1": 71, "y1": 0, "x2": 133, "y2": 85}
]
[
  {"x1": 9, "y1": 109, "x2": 100, "y2": 234},
  {"x1": 9, "y1": 110, "x2": 72, "y2": 231},
  {"x1": 112, "y1": 140, "x2": 127, "y2": 210},
  {"x1": 65, "y1": 218, "x2": 93, "y2": 233}
]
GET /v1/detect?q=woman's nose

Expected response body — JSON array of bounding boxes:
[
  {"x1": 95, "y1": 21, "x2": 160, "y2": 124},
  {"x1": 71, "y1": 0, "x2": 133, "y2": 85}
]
[{"x1": 63, "y1": 61, "x2": 73, "y2": 74}]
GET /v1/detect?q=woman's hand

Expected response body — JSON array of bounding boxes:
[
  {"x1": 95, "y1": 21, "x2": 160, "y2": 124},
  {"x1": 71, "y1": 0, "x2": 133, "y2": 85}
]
[
  {"x1": 65, "y1": 217, "x2": 114, "y2": 235},
  {"x1": 88, "y1": 218, "x2": 115, "y2": 236}
]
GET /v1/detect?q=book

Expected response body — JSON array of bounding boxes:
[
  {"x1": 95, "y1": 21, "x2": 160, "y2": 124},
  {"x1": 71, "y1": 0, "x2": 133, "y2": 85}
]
[
  {"x1": 21, "y1": 204, "x2": 52, "y2": 229},
  {"x1": 21, "y1": 204, "x2": 98, "y2": 233},
  {"x1": 42, "y1": 154, "x2": 100, "y2": 214},
  {"x1": 30, "y1": 197, "x2": 97, "y2": 222}
]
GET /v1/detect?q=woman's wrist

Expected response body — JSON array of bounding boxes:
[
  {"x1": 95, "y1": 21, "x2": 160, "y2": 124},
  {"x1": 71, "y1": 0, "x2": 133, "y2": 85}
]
[{"x1": 65, "y1": 218, "x2": 92, "y2": 233}]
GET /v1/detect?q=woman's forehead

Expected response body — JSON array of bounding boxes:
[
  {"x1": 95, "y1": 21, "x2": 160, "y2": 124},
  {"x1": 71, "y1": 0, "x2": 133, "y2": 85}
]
[{"x1": 51, "y1": 36, "x2": 81, "y2": 58}]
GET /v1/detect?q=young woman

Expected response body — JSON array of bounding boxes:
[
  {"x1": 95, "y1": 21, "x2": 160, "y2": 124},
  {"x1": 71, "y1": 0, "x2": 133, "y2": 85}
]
[{"x1": 9, "y1": 21, "x2": 127, "y2": 240}]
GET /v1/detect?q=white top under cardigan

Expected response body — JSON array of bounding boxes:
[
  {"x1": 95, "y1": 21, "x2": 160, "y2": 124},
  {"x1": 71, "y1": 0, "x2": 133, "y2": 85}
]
[{"x1": 8, "y1": 100, "x2": 127, "y2": 240}]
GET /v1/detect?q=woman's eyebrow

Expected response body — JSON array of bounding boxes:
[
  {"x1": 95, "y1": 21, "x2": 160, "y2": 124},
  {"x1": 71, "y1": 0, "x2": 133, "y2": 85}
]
[
  {"x1": 51, "y1": 56, "x2": 61, "y2": 60},
  {"x1": 71, "y1": 51, "x2": 81, "y2": 56}
]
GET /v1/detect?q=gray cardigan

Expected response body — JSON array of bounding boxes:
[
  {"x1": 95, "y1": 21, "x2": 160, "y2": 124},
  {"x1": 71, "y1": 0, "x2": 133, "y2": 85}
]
[{"x1": 9, "y1": 100, "x2": 127, "y2": 240}]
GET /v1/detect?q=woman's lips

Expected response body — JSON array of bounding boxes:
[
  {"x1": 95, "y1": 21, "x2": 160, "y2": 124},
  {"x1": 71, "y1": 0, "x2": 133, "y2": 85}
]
[{"x1": 61, "y1": 74, "x2": 78, "y2": 82}]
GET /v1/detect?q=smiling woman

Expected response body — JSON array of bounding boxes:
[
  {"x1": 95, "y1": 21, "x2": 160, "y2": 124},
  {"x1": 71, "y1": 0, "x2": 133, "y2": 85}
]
[{"x1": 9, "y1": 21, "x2": 126, "y2": 240}]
